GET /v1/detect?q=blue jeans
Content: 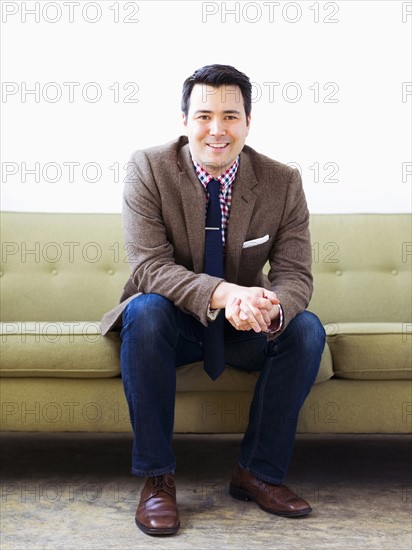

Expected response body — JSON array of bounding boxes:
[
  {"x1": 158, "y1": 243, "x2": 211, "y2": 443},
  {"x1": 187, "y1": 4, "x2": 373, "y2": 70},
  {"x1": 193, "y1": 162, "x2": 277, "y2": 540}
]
[{"x1": 120, "y1": 294, "x2": 325, "y2": 484}]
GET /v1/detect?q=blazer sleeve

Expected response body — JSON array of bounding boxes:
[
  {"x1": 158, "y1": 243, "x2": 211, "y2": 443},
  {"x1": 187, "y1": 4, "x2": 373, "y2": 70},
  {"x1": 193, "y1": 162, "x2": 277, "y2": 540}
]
[
  {"x1": 122, "y1": 150, "x2": 223, "y2": 326},
  {"x1": 267, "y1": 168, "x2": 313, "y2": 330}
]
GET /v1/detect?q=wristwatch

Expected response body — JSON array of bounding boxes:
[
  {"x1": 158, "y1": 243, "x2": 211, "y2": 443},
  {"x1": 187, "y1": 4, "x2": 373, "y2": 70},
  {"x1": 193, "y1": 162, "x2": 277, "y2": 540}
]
[{"x1": 206, "y1": 303, "x2": 221, "y2": 321}]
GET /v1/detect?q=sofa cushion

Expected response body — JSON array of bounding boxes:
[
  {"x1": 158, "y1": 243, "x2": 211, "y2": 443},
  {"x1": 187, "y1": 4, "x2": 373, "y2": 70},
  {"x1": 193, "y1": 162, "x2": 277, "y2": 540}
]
[
  {"x1": 0, "y1": 322, "x2": 121, "y2": 378},
  {"x1": 176, "y1": 342, "x2": 333, "y2": 390},
  {"x1": 307, "y1": 214, "x2": 412, "y2": 325},
  {"x1": 326, "y1": 323, "x2": 412, "y2": 380},
  {"x1": 0, "y1": 321, "x2": 333, "y2": 385},
  {"x1": 0, "y1": 212, "x2": 130, "y2": 323},
  {"x1": 3, "y1": 213, "x2": 411, "y2": 326}
]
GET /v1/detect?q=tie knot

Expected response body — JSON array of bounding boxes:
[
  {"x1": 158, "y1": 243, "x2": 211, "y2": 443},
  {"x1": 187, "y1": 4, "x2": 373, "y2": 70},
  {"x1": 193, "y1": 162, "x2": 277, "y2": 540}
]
[{"x1": 207, "y1": 179, "x2": 220, "y2": 197}]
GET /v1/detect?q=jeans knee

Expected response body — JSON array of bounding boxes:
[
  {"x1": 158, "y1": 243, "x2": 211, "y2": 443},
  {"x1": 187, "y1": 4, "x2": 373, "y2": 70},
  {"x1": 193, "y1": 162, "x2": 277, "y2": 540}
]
[
  {"x1": 121, "y1": 294, "x2": 176, "y2": 340},
  {"x1": 286, "y1": 310, "x2": 326, "y2": 356}
]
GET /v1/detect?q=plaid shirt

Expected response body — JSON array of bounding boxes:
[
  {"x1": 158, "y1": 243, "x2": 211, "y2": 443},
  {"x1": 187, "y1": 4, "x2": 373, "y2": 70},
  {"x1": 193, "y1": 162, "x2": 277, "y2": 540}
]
[{"x1": 192, "y1": 156, "x2": 239, "y2": 248}]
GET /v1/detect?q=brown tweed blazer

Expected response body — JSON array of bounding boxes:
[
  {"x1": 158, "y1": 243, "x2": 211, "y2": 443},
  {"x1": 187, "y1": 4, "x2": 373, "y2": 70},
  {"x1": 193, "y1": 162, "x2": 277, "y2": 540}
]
[{"x1": 100, "y1": 136, "x2": 312, "y2": 335}]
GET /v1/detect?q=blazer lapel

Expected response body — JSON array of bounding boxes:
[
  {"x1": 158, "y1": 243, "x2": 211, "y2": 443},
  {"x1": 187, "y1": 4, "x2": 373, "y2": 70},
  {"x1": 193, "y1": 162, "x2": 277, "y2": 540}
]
[
  {"x1": 225, "y1": 151, "x2": 259, "y2": 282},
  {"x1": 178, "y1": 143, "x2": 206, "y2": 274}
]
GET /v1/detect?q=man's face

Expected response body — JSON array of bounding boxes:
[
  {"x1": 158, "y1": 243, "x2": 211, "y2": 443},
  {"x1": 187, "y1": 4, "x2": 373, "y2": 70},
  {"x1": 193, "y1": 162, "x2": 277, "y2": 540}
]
[{"x1": 182, "y1": 84, "x2": 251, "y2": 176}]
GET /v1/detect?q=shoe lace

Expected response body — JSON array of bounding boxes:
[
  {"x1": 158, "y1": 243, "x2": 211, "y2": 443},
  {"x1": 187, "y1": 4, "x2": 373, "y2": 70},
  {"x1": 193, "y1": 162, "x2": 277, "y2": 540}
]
[{"x1": 152, "y1": 475, "x2": 174, "y2": 496}]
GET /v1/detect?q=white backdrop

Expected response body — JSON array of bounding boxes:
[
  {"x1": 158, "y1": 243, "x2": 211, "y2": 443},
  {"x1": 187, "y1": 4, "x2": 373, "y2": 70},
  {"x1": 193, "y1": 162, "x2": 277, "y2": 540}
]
[{"x1": 1, "y1": 0, "x2": 411, "y2": 213}]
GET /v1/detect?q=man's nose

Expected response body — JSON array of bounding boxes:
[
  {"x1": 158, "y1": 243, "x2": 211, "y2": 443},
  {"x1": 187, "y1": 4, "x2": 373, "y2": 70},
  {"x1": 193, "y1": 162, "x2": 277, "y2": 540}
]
[{"x1": 209, "y1": 119, "x2": 226, "y2": 136}]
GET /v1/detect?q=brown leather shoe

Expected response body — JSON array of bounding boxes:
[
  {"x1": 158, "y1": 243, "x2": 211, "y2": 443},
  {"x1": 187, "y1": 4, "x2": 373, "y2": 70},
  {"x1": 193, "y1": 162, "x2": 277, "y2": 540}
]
[
  {"x1": 135, "y1": 473, "x2": 180, "y2": 535},
  {"x1": 230, "y1": 464, "x2": 312, "y2": 517}
]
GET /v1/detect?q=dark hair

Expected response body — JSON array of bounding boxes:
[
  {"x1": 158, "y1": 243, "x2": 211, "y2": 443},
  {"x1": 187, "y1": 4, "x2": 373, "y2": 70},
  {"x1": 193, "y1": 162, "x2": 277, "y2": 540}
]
[{"x1": 181, "y1": 64, "x2": 252, "y2": 119}]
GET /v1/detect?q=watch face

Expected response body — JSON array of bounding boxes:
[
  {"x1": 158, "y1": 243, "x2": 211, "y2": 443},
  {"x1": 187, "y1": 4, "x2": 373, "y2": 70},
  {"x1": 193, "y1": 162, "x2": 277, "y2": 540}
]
[{"x1": 207, "y1": 307, "x2": 220, "y2": 321}]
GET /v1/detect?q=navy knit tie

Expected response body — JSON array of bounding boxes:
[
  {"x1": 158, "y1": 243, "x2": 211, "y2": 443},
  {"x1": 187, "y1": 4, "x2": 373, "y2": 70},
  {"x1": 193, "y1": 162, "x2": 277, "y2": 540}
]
[{"x1": 203, "y1": 179, "x2": 225, "y2": 380}]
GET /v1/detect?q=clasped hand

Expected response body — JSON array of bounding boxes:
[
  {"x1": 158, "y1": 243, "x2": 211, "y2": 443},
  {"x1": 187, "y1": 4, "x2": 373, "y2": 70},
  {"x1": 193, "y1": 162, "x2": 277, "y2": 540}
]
[{"x1": 211, "y1": 283, "x2": 280, "y2": 333}]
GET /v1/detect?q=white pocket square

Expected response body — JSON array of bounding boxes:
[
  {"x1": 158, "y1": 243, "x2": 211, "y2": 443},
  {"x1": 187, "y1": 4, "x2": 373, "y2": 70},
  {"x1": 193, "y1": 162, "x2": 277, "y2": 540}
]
[{"x1": 242, "y1": 234, "x2": 270, "y2": 249}]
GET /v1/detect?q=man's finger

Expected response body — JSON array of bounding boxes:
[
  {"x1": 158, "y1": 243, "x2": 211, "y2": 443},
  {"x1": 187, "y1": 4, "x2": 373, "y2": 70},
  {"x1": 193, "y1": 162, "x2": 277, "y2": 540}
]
[
  {"x1": 239, "y1": 303, "x2": 266, "y2": 332},
  {"x1": 262, "y1": 290, "x2": 279, "y2": 304},
  {"x1": 226, "y1": 299, "x2": 243, "y2": 329}
]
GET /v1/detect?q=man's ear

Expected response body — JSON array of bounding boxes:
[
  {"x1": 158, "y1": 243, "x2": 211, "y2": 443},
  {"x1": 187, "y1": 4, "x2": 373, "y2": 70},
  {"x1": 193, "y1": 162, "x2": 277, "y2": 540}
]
[{"x1": 245, "y1": 114, "x2": 251, "y2": 136}]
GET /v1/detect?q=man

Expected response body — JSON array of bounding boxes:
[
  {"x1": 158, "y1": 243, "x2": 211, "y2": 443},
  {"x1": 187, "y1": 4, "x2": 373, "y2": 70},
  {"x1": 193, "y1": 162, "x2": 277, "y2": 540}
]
[{"x1": 101, "y1": 64, "x2": 325, "y2": 536}]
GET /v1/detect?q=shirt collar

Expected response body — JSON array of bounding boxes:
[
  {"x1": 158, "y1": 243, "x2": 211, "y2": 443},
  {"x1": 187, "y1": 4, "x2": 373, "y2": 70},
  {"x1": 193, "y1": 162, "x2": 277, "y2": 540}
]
[{"x1": 192, "y1": 156, "x2": 239, "y2": 190}]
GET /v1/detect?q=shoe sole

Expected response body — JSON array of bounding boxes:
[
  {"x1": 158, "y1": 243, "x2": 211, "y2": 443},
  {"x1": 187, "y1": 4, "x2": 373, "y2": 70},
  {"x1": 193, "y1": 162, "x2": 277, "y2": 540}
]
[
  {"x1": 229, "y1": 483, "x2": 312, "y2": 517},
  {"x1": 135, "y1": 517, "x2": 180, "y2": 536}
]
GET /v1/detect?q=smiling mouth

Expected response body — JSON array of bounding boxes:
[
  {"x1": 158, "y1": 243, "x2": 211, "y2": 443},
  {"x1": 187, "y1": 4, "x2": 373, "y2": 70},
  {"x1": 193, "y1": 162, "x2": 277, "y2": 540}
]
[{"x1": 207, "y1": 143, "x2": 229, "y2": 149}]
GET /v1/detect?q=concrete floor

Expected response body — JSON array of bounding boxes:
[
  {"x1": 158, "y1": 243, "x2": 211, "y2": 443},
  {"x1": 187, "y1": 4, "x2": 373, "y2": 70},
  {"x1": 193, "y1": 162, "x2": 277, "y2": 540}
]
[{"x1": 1, "y1": 432, "x2": 411, "y2": 550}]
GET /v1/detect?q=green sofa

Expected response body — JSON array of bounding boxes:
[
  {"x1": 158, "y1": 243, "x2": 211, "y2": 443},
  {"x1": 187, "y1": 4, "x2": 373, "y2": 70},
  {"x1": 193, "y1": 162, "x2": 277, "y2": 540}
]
[{"x1": 1, "y1": 212, "x2": 411, "y2": 434}]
